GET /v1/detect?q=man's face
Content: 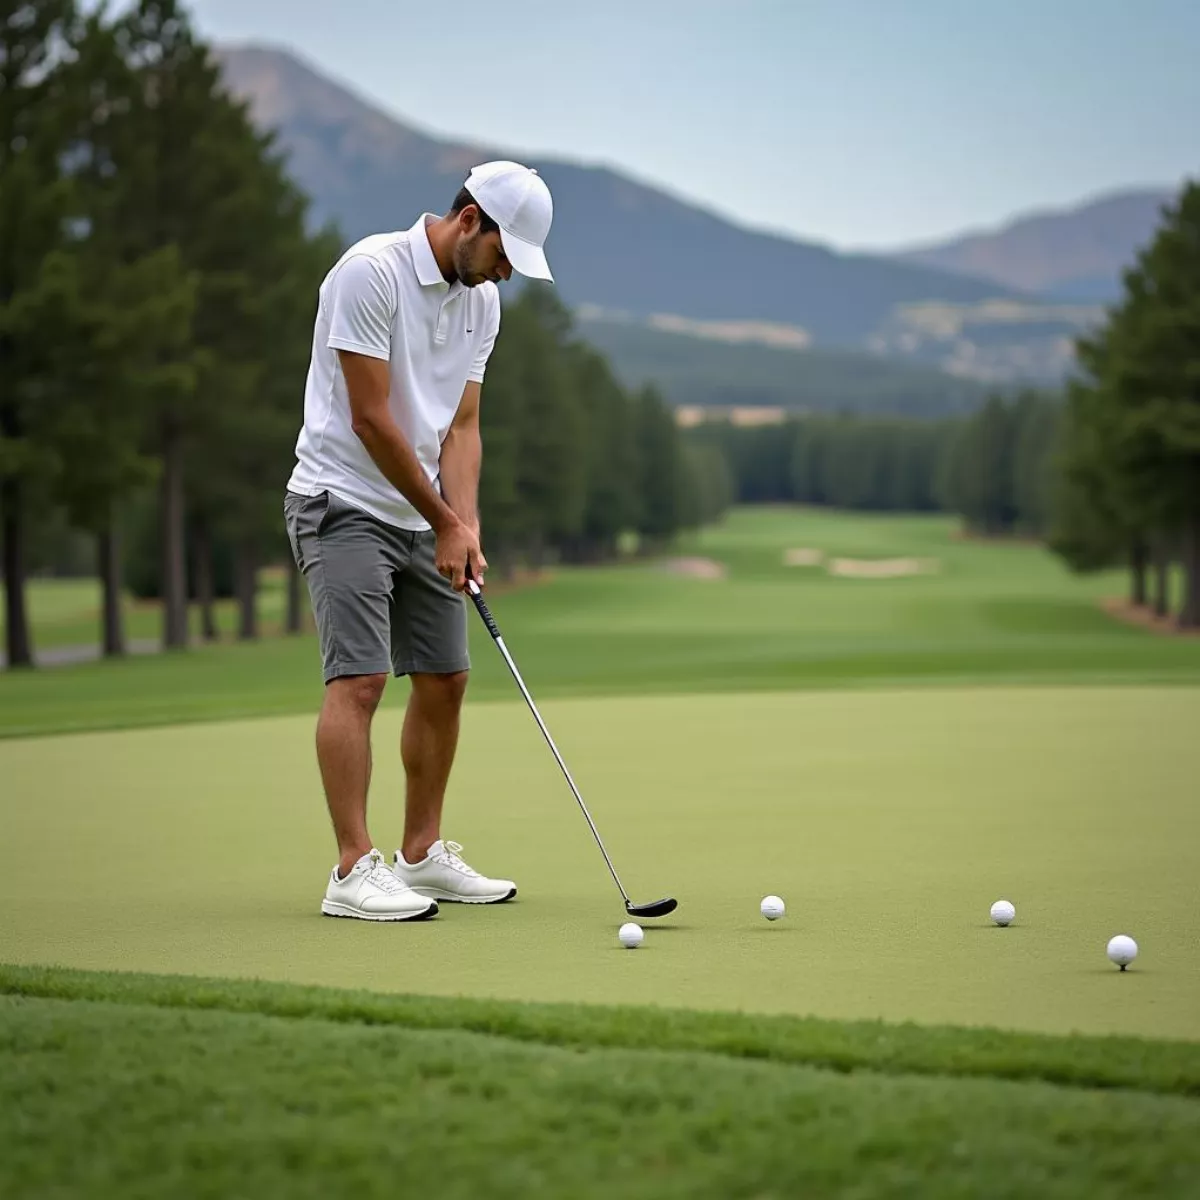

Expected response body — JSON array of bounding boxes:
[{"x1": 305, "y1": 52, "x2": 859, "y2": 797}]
[{"x1": 452, "y1": 208, "x2": 513, "y2": 287}]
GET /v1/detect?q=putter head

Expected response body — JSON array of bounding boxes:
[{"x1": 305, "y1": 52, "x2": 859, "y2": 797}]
[{"x1": 626, "y1": 897, "x2": 678, "y2": 919}]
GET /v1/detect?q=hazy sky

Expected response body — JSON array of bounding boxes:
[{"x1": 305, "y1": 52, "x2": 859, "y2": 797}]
[{"x1": 186, "y1": 0, "x2": 1198, "y2": 250}]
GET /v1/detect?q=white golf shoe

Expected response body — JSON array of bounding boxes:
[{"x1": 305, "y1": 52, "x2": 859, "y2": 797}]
[
  {"x1": 321, "y1": 848, "x2": 439, "y2": 921},
  {"x1": 392, "y1": 839, "x2": 517, "y2": 904}
]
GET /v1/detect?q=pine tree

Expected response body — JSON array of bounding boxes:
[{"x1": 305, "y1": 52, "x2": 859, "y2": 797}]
[
  {"x1": 100, "y1": 0, "x2": 260, "y2": 648},
  {"x1": 43, "y1": 11, "x2": 197, "y2": 655},
  {"x1": 634, "y1": 385, "x2": 686, "y2": 548},
  {"x1": 1102, "y1": 183, "x2": 1200, "y2": 627},
  {"x1": 567, "y1": 344, "x2": 639, "y2": 562},
  {"x1": 1011, "y1": 390, "x2": 1061, "y2": 535},
  {"x1": 0, "y1": 0, "x2": 80, "y2": 668},
  {"x1": 508, "y1": 288, "x2": 586, "y2": 566}
]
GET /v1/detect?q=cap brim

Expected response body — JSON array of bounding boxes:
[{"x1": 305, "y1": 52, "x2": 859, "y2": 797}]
[{"x1": 500, "y1": 227, "x2": 553, "y2": 281}]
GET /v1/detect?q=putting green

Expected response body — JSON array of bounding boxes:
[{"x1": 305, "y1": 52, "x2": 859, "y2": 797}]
[{"x1": 2, "y1": 686, "x2": 1197, "y2": 1040}]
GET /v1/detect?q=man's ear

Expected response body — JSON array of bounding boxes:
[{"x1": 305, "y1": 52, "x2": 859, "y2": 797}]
[{"x1": 458, "y1": 204, "x2": 481, "y2": 234}]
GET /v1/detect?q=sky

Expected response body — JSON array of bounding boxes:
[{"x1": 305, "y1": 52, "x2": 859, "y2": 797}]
[{"x1": 184, "y1": 0, "x2": 1199, "y2": 251}]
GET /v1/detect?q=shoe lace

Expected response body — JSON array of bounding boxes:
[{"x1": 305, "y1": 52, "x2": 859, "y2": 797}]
[
  {"x1": 359, "y1": 849, "x2": 405, "y2": 894},
  {"x1": 431, "y1": 840, "x2": 480, "y2": 877}
]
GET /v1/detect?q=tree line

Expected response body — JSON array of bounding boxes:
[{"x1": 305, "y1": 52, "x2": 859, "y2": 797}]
[
  {"x1": 688, "y1": 390, "x2": 1060, "y2": 534},
  {"x1": 1, "y1": 0, "x2": 718, "y2": 669}
]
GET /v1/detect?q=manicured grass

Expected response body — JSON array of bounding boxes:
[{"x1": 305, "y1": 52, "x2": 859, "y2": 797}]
[
  {"x1": 3, "y1": 687, "x2": 1197, "y2": 1040},
  {"x1": 4, "y1": 508, "x2": 1200, "y2": 739},
  {"x1": 3, "y1": 972, "x2": 1199, "y2": 1199}
]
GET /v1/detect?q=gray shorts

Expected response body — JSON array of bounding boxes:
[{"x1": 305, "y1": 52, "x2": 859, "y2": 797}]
[{"x1": 283, "y1": 489, "x2": 470, "y2": 684}]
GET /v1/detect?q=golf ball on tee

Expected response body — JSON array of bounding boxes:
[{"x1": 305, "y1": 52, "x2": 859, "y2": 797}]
[
  {"x1": 990, "y1": 899, "x2": 1016, "y2": 926},
  {"x1": 1107, "y1": 934, "x2": 1138, "y2": 970},
  {"x1": 618, "y1": 922, "x2": 644, "y2": 949},
  {"x1": 760, "y1": 895, "x2": 785, "y2": 921}
]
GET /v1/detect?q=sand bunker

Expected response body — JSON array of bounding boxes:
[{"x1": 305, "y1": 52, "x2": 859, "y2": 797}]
[
  {"x1": 826, "y1": 557, "x2": 940, "y2": 578},
  {"x1": 661, "y1": 557, "x2": 728, "y2": 580},
  {"x1": 783, "y1": 548, "x2": 825, "y2": 567}
]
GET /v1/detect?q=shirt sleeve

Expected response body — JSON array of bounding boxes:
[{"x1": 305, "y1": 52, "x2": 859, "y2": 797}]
[
  {"x1": 325, "y1": 254, "x2": 395, "y2": 361},
  {"x1": 466, "y1": 287, "x2": 502, "y2": 383}
]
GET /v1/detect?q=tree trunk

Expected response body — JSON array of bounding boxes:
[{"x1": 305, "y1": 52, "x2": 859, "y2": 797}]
[
  {"x1": 235, "y1": 537, "x2": 257, "y2": 641},
  {"x1": 1, "y1": 478, "x2": 34, "y2": 669},
  {"x1": 1179, "y1": 520, "x2": 1200, "y2": 631},
  {"x1": 285, "y1": 556, "x2": 303, "y2": 634},
  {"x1": 1152, "y1": 540, "x2": 1171, "y2": 619},
  {"x1": 160, "y1": 419, "x2": 189, "y2": 649},
  {"x1": 1129, "y1": 538, "x2": 1148, "y2": 607},
  {"x1": 193, "y1": 520, "x2": 217, "y2": 642},
  {"x1": 98, "y1": 520, "x2": 126, "y2": 658}
]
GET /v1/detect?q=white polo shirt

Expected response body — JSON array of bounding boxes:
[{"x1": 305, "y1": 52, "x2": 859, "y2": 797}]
[{"x1": 286, "y1": 213, "x2": 501, "y2": 531}]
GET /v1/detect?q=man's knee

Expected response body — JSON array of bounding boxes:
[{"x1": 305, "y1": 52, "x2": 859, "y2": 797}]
[
  {"x1": 411, "y1": 670, "x2": 469, "y2": 712},
  {"x1": 327, "y1": 672, "x2": 388, "y2": 715}
]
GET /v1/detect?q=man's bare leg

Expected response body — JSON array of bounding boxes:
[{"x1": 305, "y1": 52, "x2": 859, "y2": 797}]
[
  {"x1": 316, "y1": 673, "x2": 388, "y2": 878},
  {"x1": 398, "y1": 670, "x2": 469, "y2": 864}
]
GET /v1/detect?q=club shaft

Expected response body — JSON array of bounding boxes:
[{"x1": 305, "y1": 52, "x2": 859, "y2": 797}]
[{"x1": 468, "y1": 584, "x2": 630, "y2": 904}]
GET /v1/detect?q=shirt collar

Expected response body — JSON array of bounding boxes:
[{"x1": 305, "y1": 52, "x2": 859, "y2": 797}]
[{"x1": 409, "y1": 213, "x2": 455, "y2": 291}]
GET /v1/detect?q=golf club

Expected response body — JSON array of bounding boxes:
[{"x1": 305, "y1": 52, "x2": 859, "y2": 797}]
[{"x1": 464, "y1": 567, "x2": 677, "y2": 919}]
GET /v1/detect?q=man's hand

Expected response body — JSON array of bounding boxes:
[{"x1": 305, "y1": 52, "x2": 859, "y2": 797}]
[{"x1": 435, "y1": 516, "x2": 487, "y2": 593}]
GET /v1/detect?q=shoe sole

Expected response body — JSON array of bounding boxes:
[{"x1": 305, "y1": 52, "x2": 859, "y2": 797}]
[
  {"x1": 320, "y1": 899, "x2": 439, "y2": 922},
  {"x1": 410, "y1": 886, "x2": 517, "y2": 905}
]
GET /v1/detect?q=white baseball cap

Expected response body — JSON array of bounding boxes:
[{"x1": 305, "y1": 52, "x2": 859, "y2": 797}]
[{"x1": 463, "y1": 160, "x2": 554, "y2": 281}]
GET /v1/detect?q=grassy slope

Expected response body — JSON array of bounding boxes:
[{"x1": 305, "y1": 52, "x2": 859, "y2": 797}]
[
  {"x1": 4, "y1": 509, "x2": 1199, "y2": 739},
  {"x1": 3, "y1": 969, "x2": 1200, "y2": 1199}
]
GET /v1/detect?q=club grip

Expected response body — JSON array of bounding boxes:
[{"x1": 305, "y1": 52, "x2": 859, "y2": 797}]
[{"x1": 466, "y1": 573, "x2": 501, "y2": 641}]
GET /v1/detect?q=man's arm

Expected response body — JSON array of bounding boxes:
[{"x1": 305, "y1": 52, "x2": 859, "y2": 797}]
[
  {"x1": 340, "y1": 350, "x2": 480, "y2": 591},
  {"x1": 439, "y1": 380, "x2": 482, "y2": 535},
  {"x1": 338, "y1": 350, "x2": 462, "y2": 534}
]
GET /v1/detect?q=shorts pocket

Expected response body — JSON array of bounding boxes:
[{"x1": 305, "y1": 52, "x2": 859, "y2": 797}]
[{"x1": 314, "y1": 489, "x2": 337, "y2": 536}]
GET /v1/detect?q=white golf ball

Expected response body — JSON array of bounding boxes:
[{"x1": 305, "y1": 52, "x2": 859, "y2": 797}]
[
  {"x1": 618, "y1": 922, "x2": 644, "y2": 949},
  {"x1": 760, "y1": 895, "x2": 785, "y2": 921},
  {"x1": 990, "y1": 899, "x2": 1016, "y2": 926},
  {"x1": 1107, "y1": 934, "x2": 1138, "y2": 970}
]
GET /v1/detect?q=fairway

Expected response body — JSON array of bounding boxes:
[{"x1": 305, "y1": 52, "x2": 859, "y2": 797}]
[
  {"x1": 5, "y1": 510, "x2": 1200, "y2": 739},
  {"x1": 3, "y1": 685, "x2": 1197, "y2": 1040}
]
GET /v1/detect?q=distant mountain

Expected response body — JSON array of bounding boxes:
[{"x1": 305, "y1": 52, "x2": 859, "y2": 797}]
[
  {"x1": 212, "y1": 43, "x2": 1105, "y2": 384},
  {"x1": 891, "y1": 189, "x2": 1176, "y2": 302},
  {"x1": 576, "y1": 311, "x2": 991, "y2": 419},
  {"x1": 215, "y1": 46, "x2": 1019, "y2": 336}
]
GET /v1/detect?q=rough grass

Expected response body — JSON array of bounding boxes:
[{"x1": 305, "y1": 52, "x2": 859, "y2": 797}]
[
  {"x1": 5, "y1": 965, "x2": 1199, "y2": 1096},
  {"x1": 3, "y1": 967, "x2": 1200, "y2": 1199}
]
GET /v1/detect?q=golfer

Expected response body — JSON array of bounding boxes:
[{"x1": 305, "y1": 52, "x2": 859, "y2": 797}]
[{"x1": 284, "y1": 161, "x2": 555, "y2": 921}]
